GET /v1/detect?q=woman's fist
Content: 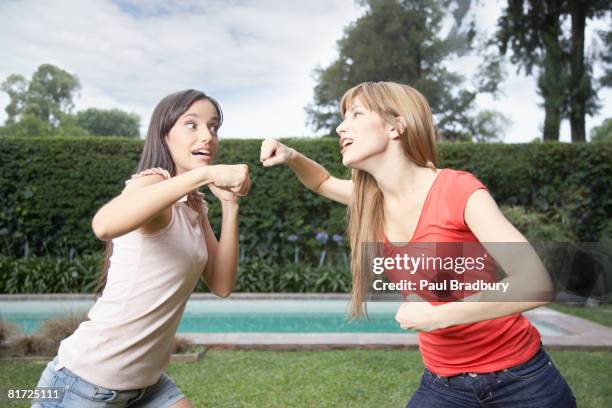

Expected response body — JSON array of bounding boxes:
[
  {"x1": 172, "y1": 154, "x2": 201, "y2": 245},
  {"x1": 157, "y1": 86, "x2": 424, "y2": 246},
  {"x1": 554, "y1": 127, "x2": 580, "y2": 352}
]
[
  {"x1": 260, "y1": 138, "x2": 295, "y2": 167},
  {"x1": 210, "y1": 164, "x2": 250, "y2": 196}
]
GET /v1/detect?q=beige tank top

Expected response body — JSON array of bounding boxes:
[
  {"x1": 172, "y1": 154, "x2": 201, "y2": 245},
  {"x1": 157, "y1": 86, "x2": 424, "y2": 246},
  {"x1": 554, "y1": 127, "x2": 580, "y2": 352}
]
[{"x1": 57, "y1": 168, "x2": 208, "y2": 390}]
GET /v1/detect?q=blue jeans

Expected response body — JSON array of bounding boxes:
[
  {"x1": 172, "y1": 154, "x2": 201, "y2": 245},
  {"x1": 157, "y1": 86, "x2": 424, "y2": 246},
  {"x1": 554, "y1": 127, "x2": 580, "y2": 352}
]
[
  {"x1": 31, "y1": 357, "x2": 186, "y2": 407},
  {"x1": 407, "y1": 348, "x2": 576, "y2": 408}
]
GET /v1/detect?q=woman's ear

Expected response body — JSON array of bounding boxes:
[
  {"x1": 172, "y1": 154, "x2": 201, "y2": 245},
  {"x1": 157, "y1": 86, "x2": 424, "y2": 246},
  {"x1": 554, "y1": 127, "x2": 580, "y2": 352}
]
[{"x1": 388, "y1": 117, "x2": 407, "y2": 140}]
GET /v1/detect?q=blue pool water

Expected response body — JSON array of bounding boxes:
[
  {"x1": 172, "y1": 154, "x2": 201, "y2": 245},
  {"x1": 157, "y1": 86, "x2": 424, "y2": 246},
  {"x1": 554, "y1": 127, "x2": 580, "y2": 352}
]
[{"x1": 0, "y1": 299, "x2": 568, "y2": 335}]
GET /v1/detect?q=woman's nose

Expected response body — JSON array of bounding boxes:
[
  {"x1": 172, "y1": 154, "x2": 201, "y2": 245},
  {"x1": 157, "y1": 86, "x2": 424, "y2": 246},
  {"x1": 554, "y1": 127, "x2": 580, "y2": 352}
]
[
  {"x1": 198, "y1": 129, "x2": 213, "y2": 142},
  {"x1": 336, "y1": 120, "x2": 346, "y2": 136}
]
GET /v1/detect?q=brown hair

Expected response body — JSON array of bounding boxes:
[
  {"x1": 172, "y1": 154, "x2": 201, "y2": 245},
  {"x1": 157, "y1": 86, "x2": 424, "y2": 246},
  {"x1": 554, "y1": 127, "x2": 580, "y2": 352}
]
[
  {"x1": 95, "y1": 90, "x2": 223, "y2": 295},
  {"x1": 340, "y1": 82, "x2": 438, "y2": 317}
]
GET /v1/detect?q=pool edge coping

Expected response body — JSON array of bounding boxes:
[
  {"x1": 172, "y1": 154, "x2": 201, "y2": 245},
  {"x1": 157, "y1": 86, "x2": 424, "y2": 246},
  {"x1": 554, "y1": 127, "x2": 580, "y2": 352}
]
[
  {"x1": 2, "y1": 294, "x2": 611, "y2": 351},
  {"x1": 0, "y1": 293, "x2": 355, "y2": 301}
]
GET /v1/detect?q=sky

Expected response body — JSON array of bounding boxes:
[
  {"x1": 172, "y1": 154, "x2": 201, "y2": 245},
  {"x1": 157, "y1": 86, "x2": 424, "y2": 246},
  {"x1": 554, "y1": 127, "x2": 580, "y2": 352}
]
[{"x1": 0, "y1": 0, "x2": 610, "y2": 143}]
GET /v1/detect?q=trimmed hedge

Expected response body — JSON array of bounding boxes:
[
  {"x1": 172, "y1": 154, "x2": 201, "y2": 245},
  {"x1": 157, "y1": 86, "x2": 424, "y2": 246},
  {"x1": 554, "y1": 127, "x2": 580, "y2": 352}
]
[
  {"x1": 1, "y1": 137, "x2": 611, "y2": 262},
  {"x1": 0, "y1": 205, "x2": 578, "y2": 294},
  {"x1": 0, "y1": 256, "x2": 351, "y2": 294}
]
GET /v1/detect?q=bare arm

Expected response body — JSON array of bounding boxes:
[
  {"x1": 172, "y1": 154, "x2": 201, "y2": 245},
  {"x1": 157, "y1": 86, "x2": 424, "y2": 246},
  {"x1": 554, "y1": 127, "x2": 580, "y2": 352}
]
[
  {"x1": 200, "y1": 187, "x2": 240, "y2": 297},
  {"x1": 92, "y1": 165, "x2": 249, "y2": 241},
  {"x1": 434, "y1": 189, "x2": 552, "y2": 325},
  {"x1": 396, "y1": 189, "x2": 553, "y2": 331},
  {"x1": 260, "y1": 138, "x2": 353, "y2": 205}
]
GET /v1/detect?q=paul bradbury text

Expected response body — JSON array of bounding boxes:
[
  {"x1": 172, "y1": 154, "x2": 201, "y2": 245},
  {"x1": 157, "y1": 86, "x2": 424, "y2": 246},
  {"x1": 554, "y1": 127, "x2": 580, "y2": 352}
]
[{"x1": 372, "y1": 279, "x2": 510, "y2": 293}]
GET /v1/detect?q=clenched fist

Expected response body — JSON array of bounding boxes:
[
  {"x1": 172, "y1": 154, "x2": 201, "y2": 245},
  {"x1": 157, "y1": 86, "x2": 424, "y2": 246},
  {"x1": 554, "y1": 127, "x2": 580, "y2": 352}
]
[
  {"x1": 209, "y1": 164, "x2": 251, "y2": 196},
  {"x1": 260, "y1": 138, "x2": 295, "y2": 167}
]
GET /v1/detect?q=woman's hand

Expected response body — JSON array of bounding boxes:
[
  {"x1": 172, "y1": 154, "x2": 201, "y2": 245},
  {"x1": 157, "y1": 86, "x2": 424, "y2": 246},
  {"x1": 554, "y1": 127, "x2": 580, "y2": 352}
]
[
  {"x1": 209, "y1": 164, "x2": 251, "y2": 196},
  {"x1": 395, "y1": 301, "x2": 444, "y2": 332},
  {"x1": 209, "y1": 184, "x2": 238, "y2": 204},
  {"x1": 259, "y1": 138, "x2": 352, "y2": 205},
  {"x1": 260, "y1": 138, "x2": 295, "y2": 167}
]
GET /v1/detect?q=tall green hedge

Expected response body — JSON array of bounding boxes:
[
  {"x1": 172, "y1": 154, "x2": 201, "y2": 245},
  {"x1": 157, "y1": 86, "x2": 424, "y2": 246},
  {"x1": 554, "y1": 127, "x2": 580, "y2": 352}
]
[{"x1": 1, "y1": 137, "x2": 610, "y2": 260}]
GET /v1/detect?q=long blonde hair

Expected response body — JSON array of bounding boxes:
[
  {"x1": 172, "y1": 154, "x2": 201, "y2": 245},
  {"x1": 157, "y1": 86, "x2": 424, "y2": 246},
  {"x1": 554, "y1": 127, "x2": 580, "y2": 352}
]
[{"x1": 341, "y1": 82, "x2": 438, "y2": 317}]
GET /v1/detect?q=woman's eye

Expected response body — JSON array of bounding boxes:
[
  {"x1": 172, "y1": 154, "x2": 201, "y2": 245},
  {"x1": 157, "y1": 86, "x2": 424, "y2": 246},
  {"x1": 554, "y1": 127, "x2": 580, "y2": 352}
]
[
  {"x1": 352, "y1": 111, "x2": 362, "y2": 118},
  {"x1": 186, "y1": 122, "x2": 197, "y2": 130}
]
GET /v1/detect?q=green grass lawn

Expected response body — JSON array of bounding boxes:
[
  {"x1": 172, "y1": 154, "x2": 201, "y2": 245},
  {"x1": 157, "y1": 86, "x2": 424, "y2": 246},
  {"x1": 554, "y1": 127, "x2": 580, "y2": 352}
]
[
  {"x1": 548, "y1": 303, "x2": 612, "y2": 328},
  {"x1": 1, "y1": 349, "x2": 611, "y2": 407}
]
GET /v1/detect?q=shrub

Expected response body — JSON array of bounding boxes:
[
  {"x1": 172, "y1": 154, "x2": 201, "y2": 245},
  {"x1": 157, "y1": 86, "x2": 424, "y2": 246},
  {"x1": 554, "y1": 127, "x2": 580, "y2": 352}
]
[
  {"x1": 0, "y1": 254, "x2": 102, "y2": 293},
  {"x1": 172, "y1": 336, "x2": 195, "y2": 354},
  {"x1": 599, "y1": 219, "x2": 612, "y2": 242},
  {"x1": 0, "y1": 318, "x2": 19, "y2": 344},
  {"x1": 231, "y1": 261, "x2": 351, "y2": 293},
  {"x1": 8, "y1": 334, "x2": 49, "y2": 357},
  {"x1": 37, "y1": 312, "x2": 88, "y2": 355},
  {"x1": 1, "y1": 138, "x2": 610, "y2": 261},
  {"x1": 501, "y1": 205, "x2": 576, "y2": 242}
]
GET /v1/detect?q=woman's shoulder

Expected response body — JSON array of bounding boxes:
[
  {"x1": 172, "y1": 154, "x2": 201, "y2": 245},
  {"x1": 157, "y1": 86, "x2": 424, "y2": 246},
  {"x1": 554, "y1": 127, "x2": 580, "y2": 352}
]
[
  {"x1": 435, "y1": 168, "x2": 488, "y2": 207},
  {"x1": 440, "y1": 168, "x2": 486, "y2": 189},
  {"x1": 441, "y1": 168, "x2": 477, "y2": 179},
  {"x1": 124, "y1": 167, "x2": 171, "y2": 185},
  {"x1": 429, "y1": 169, "x2": 489, "y2": 229}
]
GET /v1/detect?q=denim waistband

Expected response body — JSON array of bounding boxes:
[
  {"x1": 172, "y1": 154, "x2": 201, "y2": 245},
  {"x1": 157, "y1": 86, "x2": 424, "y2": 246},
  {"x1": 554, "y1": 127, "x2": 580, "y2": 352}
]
[
  {"x1": 51, "y1": 357, "x2": 143, "y2": 401},
  {"x1": 427, "y1": 345, "x2": 546, "y2": 380}
]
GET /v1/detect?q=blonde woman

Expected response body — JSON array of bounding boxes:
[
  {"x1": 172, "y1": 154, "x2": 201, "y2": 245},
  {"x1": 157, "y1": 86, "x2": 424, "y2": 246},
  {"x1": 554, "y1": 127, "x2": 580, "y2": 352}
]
[{"x1": 259, "y1": 81, "x2": 575, "y2": 407}]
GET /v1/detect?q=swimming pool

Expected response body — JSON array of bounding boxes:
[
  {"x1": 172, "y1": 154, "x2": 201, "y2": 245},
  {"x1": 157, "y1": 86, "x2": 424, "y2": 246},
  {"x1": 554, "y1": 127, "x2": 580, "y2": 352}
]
[{"x1": 0, "y1": 297, "x2": 569, "y2": 336}]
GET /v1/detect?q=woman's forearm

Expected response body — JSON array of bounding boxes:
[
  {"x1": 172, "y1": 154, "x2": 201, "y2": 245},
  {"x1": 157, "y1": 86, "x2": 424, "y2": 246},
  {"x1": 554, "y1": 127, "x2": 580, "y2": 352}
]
[
  {"x1": 286, "y1": 149, "x2": 352, "y2": 205},
  {"x1": 433, "y1": 253, "x2": 552, "y2": 328},
  {"x1": 260, "y1": 139, "x2": 352, "y2": 205},
  {"x1": 208, "y1": 202, "x2": 239, "y2": 297},
  {"x1": 435, "y1": 301, "x2": 549, "y2": 329},
  {"x1": 92, "y1": 166, "x2": 213, "y2": 240},
  {"x1": 286, "y1": 149, "x2": 332, "y2": 192},
  {"x1": 397, "y1": 256, "x2": 553, "y2": 331},
  {"x1": 433, "y1": 240, "x2": 554, "y2": 328}
]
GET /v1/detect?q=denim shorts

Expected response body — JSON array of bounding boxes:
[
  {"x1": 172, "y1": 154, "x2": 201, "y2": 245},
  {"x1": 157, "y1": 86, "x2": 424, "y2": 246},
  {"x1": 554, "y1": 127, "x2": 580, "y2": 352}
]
[
  {"x1": 31, "y1": 357, "x2": 186, "y2": 408},
  {"x1": 407, "y1": 347, "x2": 577, "y2": 408}
]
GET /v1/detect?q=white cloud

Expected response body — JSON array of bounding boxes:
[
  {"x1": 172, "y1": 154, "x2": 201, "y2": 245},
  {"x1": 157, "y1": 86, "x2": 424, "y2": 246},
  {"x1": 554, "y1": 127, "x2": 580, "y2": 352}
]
[
  {"x1": 0, "y1": 0, "x2": 609, "y2": 142},
  {"x1": 0, "y1": 0, "x2": 362, "y2": 138}
]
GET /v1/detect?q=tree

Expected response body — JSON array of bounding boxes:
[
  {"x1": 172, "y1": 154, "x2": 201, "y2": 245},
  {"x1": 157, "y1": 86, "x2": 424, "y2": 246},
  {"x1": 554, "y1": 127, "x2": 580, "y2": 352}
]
[
  {"x1": 1, "y1": 74, "x2": 28, "y2": 125},
  {"x1": 600, "y1": 29, "x2": 612, "y2": 87},
  {"x1": 566, "y1": 0, "x2": 608, "y2": 142},
  {"x1": 74, "y1": 108, "x2": 140, "y2": 138},
  {"x1": 496, "y1": 0, "x2": 609, "y2": 142},
  {"x1": 590, "y1": 118, "x2": 612, "y2": 142},
  {"x1": 0, "y1": 114, "x2": 53, "y2": 137},
  {"x1": 0, "y1": 113, "x2": 90, "y2": 138},
  {"x1": 54, "y1": 114, "x2": 92, "y2": 138},
  {"x1": 1, "y1": 64, "x2": 81, "y2": 126},
  {"x1": 468, "y1": 110, "x2": 511, "y2": 143},
  {"x1": 306, "y1": 0, "x2": 504, "y2": 140},
  {"x1": 497, "y1": 0, "x2": 568, "y2": 141},
  {"x1": 0, "y1": 64, "x2": 140, "y2": 138}
]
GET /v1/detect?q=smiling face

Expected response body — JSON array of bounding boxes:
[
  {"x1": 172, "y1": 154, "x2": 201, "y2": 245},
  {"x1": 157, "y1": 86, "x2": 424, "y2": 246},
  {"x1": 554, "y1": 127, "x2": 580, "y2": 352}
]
[
  {"x1": 164, "y1": 99, "x2": 220, "y2": 175},
  {"x1": 336, "y1": 97, "x2": 392, "y2": 169}
]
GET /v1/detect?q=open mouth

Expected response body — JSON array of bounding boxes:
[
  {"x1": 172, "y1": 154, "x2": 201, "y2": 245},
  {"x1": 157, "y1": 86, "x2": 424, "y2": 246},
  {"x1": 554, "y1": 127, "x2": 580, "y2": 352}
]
[
  {"x1": 340, "y1": 138, "x2": 353, "y2": 152},
  {"x1": 192, "y1": 149, "x2": 211, "y2": 158}
]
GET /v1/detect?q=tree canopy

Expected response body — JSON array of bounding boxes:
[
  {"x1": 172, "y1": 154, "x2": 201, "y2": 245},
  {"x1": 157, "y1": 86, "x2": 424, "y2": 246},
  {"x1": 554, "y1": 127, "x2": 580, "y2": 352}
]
[
  {"x1": 1, "y1": 64, "x2": 140, "y2": 138},
  {"x1": 1, "y1": 64, "x2": 80, "y2": 126},
  {"x1": 75, "y1": 108, "x2": 140, "y2": 138},
  {"x1": 306, "y1": 0, "x2": 506, "y2": 141}
]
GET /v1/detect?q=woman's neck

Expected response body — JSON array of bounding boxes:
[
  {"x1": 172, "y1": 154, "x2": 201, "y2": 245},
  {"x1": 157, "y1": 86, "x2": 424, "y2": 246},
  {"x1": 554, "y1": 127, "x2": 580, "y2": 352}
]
[{"x1": 368, "y1": 156, "x2": 437, "y2": 202}]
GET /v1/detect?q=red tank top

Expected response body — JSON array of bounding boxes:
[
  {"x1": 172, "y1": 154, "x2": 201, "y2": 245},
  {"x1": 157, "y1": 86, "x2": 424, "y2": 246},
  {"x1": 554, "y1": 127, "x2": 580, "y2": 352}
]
[{"x1": 383, "y1": 169, "x2": 541, "y2": 376}]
